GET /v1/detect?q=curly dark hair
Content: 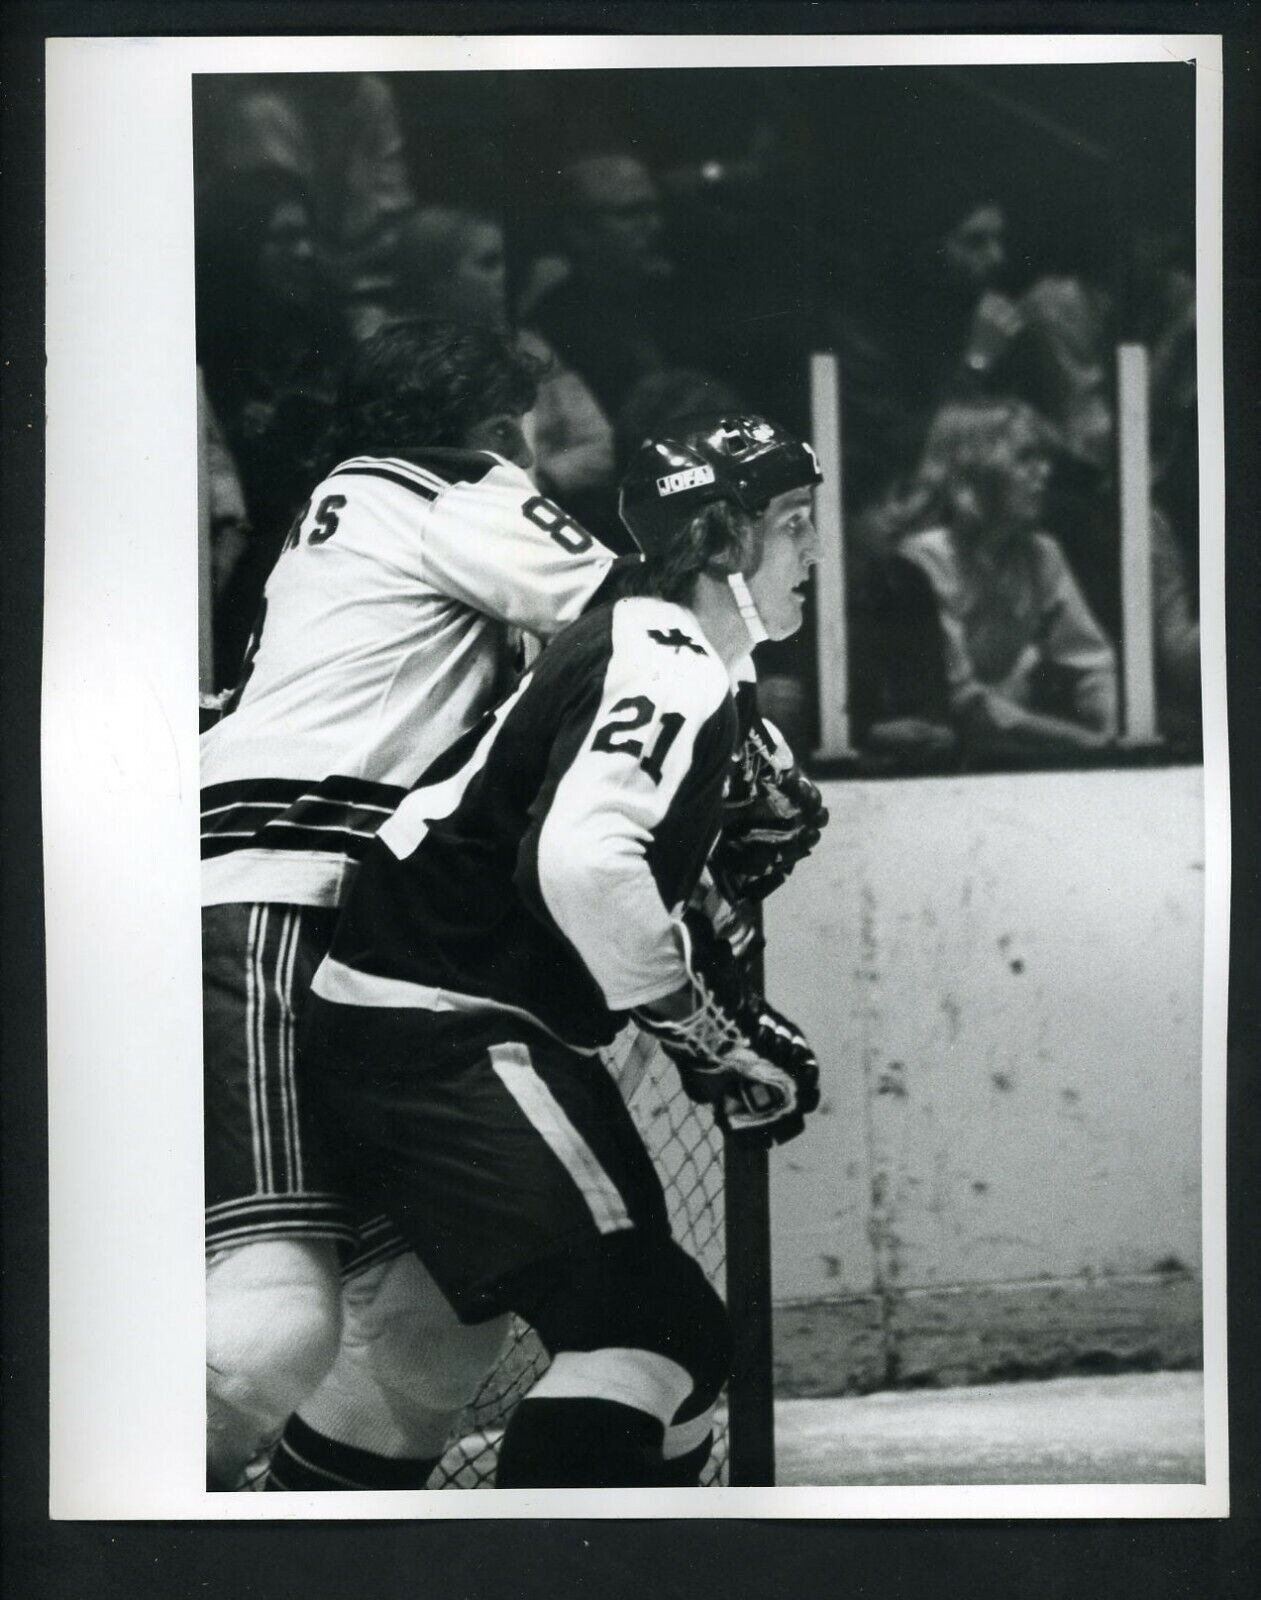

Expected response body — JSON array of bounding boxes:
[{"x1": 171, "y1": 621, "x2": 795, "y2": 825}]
[{"x1": 318, "y1": 317, "x2": 544, "y2": 467}]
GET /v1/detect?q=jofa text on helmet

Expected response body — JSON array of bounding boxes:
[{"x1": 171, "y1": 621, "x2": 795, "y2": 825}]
[{"x1": 656, "y1": 464, "x2": 717, "y2": 497}]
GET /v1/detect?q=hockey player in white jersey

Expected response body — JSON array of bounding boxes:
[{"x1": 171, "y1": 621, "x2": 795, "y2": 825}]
[
  {"x1": 298, "y1": 415, "x2": 825, "y2": 1487},
  {"x1": 202, "y1": 318, "x2": 624, "y2": 1489}
]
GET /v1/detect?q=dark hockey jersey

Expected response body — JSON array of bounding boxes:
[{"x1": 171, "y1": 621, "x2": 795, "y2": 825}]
[{"x1": 310, "y1": 596, "x2": 741, "y2": 1050}]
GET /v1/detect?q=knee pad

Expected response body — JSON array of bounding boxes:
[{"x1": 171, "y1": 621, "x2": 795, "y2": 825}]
[
  {"x1": 206, "y1": 1239, "x2": 343, "y2": 1424},
  {"x1": 298, "y1": 1254, "x2": 511, "y2": 1459},
  {"x1": 516, "y1": 1235, "x2": 730, "y2": 1422},
  {"x1": 340, "y1": 1253, "x2": 510, "y2": 1414}
]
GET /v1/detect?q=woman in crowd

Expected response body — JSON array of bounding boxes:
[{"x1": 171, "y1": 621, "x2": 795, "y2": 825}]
[
  {"x1": 196, "y1": 168, "x2": 353, "y2": 686},
  {"x1": 992, "y1": 220, "x2": 1201, "y2": 740},
  {"x1": 890, "y1": 398, "x2": 1119, "y2": 761}
]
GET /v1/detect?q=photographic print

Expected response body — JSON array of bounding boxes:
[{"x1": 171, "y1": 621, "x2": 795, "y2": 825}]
[{"x1": 42, "y1": 30, "x2": 1228, "y2": 1519}]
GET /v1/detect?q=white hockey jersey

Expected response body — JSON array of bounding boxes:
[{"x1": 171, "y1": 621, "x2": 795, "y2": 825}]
[{"x1": 200, "y1": 448, "x2": 615, "y2": 909}]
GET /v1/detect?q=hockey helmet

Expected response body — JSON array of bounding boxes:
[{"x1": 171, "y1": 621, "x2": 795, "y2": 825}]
[{"x1": 618, "y1": 414, "x2": 822, "y2": 559}]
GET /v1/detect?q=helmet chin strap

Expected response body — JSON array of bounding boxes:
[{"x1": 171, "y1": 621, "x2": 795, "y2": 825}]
[{"x1": 727, "y1": 571, "x2": 769, "y2": 647}]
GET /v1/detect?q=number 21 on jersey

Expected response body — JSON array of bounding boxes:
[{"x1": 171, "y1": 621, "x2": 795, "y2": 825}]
[{"x1": 592, "y1": 697, "x2": 685, "y2": 785}]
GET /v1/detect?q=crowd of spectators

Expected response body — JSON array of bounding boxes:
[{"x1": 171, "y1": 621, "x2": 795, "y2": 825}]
[{"x1": 195, "y1": 71, "x2": 1202, "y2": 766}]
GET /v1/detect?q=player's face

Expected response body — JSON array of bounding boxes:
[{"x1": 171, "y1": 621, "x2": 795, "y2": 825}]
[
  {"x1": 463, "y1": 412, "x2": 534, "y2": 472},
  {"x1": 745, "y1": 487, "x2": 819, "y2": 641}
]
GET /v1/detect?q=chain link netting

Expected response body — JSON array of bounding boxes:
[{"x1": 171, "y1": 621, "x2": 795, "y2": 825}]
[{"x1": 430, "y1": 1032, "x2": 728, "y2": 1488}]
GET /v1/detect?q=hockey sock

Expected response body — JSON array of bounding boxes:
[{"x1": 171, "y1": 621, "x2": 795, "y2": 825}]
[
  {"x1": 495, "y1": 1396, "x2": 664, "y2": 1488},
  {"x1": 265, "y1": 1414, "x2": 440, "y2": 1491},
  {"x1": 656, "y1": 1401, "x2": 717, "y2": 1486},
  {"x1": 656, "y1": 1434, "x2": 714, "y2": 1487}
]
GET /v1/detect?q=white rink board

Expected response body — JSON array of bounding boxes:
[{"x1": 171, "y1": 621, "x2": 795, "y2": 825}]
[{"x1": 766, "y1": 766, "x2": 1204, "y2": 1302}]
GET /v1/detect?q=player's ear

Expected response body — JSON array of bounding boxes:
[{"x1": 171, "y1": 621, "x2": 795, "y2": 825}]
[{"x1": 701, "y1": 502, "x2": 754, "y2": 577}]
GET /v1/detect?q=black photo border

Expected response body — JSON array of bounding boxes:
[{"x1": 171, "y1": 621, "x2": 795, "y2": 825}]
[{"x1": 3, "y1": 3, "x2": 1257, "y2": 1596}]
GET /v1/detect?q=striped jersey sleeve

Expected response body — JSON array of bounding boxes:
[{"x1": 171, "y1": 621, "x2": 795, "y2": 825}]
[{"x1": 329, "y1": 448, "x2": 615, "y2": 637}]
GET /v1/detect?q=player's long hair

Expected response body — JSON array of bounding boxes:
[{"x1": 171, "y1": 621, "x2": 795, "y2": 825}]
[
  {"x1": 317, "y1": 318, "x2": 544, "y2": 470},
  {"x1": 639, "y1": 500, "x2": 754, "y2": 604}
]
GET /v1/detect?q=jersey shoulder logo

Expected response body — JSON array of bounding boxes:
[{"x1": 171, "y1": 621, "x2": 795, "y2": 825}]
[{"x1": 647, "y1": 627, "x2": 707, "y2": 655}]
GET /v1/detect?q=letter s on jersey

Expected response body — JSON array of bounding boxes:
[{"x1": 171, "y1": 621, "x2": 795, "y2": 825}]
[
  {"x1": 307, "y1": 494, "x2": 347, "y2": 545},
  {"x1": 281, "y1": 494, "x2": 347, "y2": 552}
]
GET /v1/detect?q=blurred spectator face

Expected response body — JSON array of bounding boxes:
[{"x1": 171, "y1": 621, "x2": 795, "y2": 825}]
[
  {"x1": 395, "y1": 208, "x2": 508, "y2": 329},
  {"x1": 919, "y1": 399, "x2": 1054, "y2": 540},
  {"x1": 446, "y1": 220, "x2": 509, "y2": 326},
  {"x1": 985, "y1": 412, "x2": 1052, "y2": 530},
  {"x1": 941, "y1": 203, "x2": 1007, "y2": 292},
  {"x1": 562, "y1": 156, "x2": 671, "y2": 284},
  {"x1": 956, "y1": 412, "x2": 1052, "y2": 537},
  {"x1": 257, "y1": 198, "x2": 320, "y2": 309}
]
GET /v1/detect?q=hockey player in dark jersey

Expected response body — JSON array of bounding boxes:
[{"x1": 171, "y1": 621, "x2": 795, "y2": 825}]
[{"x1": 300, "y1": 416, "x2": 825, "y2": 1488}]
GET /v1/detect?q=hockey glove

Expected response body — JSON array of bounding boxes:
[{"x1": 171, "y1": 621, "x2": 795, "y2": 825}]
[
  {"x1": 688, "y1": 874, "x2": 764, "y2": 965},
  {"x1": 712, "y1": 717, "x2": 829, "y2": 904},
  {"x1": 633, "y1": 911, "x2": 820, "y2": 1148}
]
